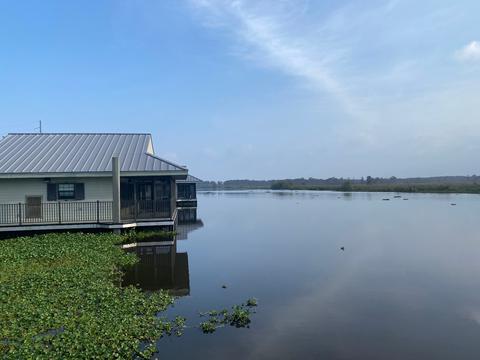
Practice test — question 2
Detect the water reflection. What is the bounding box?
[123,242,189,296]
[122,220,204,295]
[176,220,204,241]
[156,191,480,360]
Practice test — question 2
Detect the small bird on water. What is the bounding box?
[340,247,345,251]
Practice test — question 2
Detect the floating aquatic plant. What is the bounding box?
[198,299,259,334]
[0,232,180,358]
[0,232,257,358]
[124,229,177,243]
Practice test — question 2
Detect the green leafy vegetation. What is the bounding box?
[124,230,177,243]
[246,297,258,307]
[0,232,180,358]
[339,181,353,192]
[0,232,257,358]
[199,298,258,334]
[270,181,294,190]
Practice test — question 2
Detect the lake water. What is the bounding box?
[127,190,480,359]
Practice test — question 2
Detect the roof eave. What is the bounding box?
[0,170,189,179]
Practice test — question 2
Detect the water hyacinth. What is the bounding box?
[0,232,258,358]
[198,299,258,334]
[0,232,181,359]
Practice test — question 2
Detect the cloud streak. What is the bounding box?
[189,0,362,117]
[186,0,480,177]
[455,41,480,62]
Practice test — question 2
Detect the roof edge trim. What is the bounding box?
[145,152,187,171]
[7,132,152,136]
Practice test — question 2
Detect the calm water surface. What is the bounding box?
[129,191,480,359]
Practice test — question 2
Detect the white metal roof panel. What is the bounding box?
[0,133,187,175]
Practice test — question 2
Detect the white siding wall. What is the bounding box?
[0,177,113,204]
[82,178,112,201]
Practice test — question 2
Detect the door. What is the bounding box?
[136,182,154,217]
[155,180,171,201]
[155,180,171,217]
[136,182,153,201]
[25,196,42,219]
[120,182,135,219]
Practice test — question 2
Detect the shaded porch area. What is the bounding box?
[120,176,175,221]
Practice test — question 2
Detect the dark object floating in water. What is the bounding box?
[222,285,227,289]
[394,195,402,198]
[340,247,345,251]
[403,198,409,200]
[451,203,457,206]
[382,198,390,201]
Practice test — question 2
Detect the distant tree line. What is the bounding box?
[197,176,480,194]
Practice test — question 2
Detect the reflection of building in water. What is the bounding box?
[123,241,190,296]
[122,219,204,295]
[176,220,204,241]
[176,175,201,224]
[178,208,197,223]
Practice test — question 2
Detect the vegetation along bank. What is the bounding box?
[199,176,480,194]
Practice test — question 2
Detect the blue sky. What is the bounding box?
[1,0,479,180]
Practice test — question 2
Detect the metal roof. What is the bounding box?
[0,133,187,176]
[176,175,202,183]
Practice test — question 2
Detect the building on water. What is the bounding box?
[0,133,197,234]
[176,175,201,223]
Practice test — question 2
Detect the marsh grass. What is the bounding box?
[271,182,480,194]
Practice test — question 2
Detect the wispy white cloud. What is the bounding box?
[186,0,480,177]
[187,0,449,123]
[188,0,362,117]
[455,41,480,62]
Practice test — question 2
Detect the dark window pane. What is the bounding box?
[58,183,75,199]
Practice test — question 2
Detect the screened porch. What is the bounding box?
[120,176,174,221]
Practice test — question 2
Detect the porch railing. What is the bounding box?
[0,199,172,227]
[177,193,197,200]
[0,201,113,226]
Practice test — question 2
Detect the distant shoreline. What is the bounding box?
[198,187,480,195]
[198,178,480,195]
[275,184,480,194]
